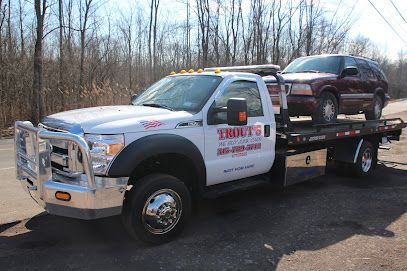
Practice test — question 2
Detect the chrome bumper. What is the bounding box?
[15,121,128,220]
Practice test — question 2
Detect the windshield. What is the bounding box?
[132,75,223,112]
[283,56,342,74]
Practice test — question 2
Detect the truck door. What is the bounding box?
[203,76,275,186]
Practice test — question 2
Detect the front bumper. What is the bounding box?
[19,177,127,219]
[287,95,319,116]
[15,121,128,220]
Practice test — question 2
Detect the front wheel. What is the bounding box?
[312,92,338,124]
[122,174,192,244]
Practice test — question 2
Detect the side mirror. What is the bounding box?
[130,94,138,105]
[227,98,247,126]
[340,66,359,78]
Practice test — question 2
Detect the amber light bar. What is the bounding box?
[205,64,280,75]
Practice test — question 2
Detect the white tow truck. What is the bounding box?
[15,65,406,243]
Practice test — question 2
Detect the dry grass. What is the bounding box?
[0,81,136,131]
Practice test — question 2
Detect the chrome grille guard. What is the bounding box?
[15,121,95,189]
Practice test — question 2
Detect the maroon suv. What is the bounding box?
[264,54,389,124]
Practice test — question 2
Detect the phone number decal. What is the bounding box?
[217,143,261,156]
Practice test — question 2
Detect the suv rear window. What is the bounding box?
[368,62,387,81]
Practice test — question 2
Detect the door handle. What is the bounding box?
[264,125,270,137]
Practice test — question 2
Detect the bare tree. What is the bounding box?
[304,0,322,56]
[347,35,371,56]
[148,0,160,81]
[230,0,242,65]
[32,0,47,124]
[18,0,25,57]
[212,0,221,65]
[119,10,135,90]
[6,0,11,54]
[58,0,63,87]
[79,0,93,89]
[196,0,210,67]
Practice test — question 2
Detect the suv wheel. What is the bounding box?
[313,92,338,124]
[365,95,383,120]
[122,174,192,244]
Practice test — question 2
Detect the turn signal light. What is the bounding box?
[55,191,71,201]
[106,143,124,155]
[239,112,247,122]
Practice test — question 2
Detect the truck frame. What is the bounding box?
[14,65,406,243]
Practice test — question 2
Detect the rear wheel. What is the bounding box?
[365,95,383,120]
[122,174,192,244]
[351,141,377,177]
[313,92,338,124]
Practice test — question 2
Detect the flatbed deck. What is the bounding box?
[277,117,406,146]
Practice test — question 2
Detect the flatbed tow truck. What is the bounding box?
[14,65,406,243]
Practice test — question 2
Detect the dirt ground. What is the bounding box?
[1,112,407,271]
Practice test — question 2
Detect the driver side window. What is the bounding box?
[209,80,263,124]
[344,57,359,77]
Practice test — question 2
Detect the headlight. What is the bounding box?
[290,84,313,95]
[85,134,124,175]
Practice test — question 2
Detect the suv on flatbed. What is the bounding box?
[264,54,389,124]
[14,65,405,244]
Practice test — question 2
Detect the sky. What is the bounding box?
[109,0,407,60]
[325,0,407,60]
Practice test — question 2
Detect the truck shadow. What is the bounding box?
[1,162,406,271]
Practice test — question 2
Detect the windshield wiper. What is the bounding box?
[301,70,321,73]
[142,103,175,111]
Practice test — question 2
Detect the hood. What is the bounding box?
[42,105,195,134]
[264,72,337,83]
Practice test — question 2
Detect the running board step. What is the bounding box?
[203,175,270,198]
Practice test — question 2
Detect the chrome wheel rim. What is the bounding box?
[361,148,373,173]
[374,99,382,119]
[323,99,335,122]
[142,189,182,234]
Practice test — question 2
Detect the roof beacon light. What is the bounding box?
[214,69,221,73]
[205,64,280,76]
[197,68,204,73]
[170,71,176,75]
[180,69,186,74]
[188,69,194,73]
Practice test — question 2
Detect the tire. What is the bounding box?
[365,95,383,120]
[122,174,192,244]
[312,92,338,124]
[351,141,377,178]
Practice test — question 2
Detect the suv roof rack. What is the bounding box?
[349,54,378,64]
[205,64,280,76]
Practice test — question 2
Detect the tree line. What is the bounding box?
[0,0,406,129]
